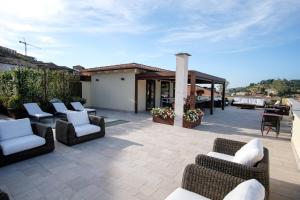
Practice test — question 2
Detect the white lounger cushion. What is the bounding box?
[67,111,90,126]
[207,152,234,162]
[223,179,265,200]
[53,103,68,113]
[71,102,96,112]
[232,138,264,167]
[23,103,53,118]
[74,124,100,137]
[0,118,33,141]
[165,188,210,200]
[0,135,45,155]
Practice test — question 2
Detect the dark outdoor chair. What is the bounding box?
[166,164,265,200]
[261,113,281,137]
[195,138,270,199]
[55,114,105,146]
[0,121,54,167]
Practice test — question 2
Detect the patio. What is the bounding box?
[0,107,299,200]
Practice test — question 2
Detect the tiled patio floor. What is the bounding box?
[0,107,299,200]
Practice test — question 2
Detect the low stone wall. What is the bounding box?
[289,99,300,169]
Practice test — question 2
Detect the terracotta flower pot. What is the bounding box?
[152,116,174,125]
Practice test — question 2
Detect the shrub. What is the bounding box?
[183,109,204,122]
[72,97,87,105]
[7,95,23,109]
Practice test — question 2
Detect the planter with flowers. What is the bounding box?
[151,108,175,125]
[151,107,204,129]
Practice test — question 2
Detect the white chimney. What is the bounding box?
[174,52,190,127]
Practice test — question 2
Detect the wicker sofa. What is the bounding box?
[195,138,269,199]
[0,119,54,167]
[55,113,105,146]
[166,164,265,200]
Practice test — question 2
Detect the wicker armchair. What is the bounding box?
[0,189,9,200]
[180,164,245,200]
[0,123,54,167]
[55,115,105,146]
[195,138,269,199]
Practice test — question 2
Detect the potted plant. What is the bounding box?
[183,109,204,128]
[7,95,26,119]
[151,107,175,125]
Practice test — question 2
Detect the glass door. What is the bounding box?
[146,80,156,110]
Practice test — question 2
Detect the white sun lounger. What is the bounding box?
[23,103,53,121]
[52,102,72,115]
[70,102,96,115]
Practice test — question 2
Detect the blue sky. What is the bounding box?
[1,0,300,87]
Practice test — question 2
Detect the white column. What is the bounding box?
[174,53,190,127]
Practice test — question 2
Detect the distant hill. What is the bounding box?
[228,79,300,97]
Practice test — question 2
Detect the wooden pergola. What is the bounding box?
[135,70,226,114]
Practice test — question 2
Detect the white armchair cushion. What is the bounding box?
[0,118,33,141]
[207,152,234,162]
[74,124,100,137]
[165,188,210,200]
[223,179,265,200]
[67,111,90,126]
[0,135,45,155]
[53,103,68,113]
[232,139,264,167]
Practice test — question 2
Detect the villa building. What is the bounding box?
[79,63,226,114]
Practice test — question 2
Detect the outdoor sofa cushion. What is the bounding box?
[67,111,90,126]
[207,138,264,167]
[74,124,101,137]
[232,138,264,167]
[0,118,33,141]
[24,103,53,118]
[0,135,45,155]
[223,179,265,200]
[166,179,265,200]
[207,152,234,162]
[165,187,210,200]
[53,103,69,114]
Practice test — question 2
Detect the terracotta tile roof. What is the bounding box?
[81,63,170,73]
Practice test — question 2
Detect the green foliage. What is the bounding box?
[229,79,300,97]
[151,107,175,119]
[72,96,87,105]
[183,109,204,122]
[0,67,81,109]
[7,95,23,109]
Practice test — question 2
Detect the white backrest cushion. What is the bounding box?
[24,103,43,115]
[67,111,90,126]
[232,139,264,167]
[71,102,84,111]
[0,118,33,141]
[53,103,68,113]
[223,179,265,200]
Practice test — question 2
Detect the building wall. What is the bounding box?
[138,80,146,112]
[0,63,15,71]
[90,70,136,111]
[81,81,91,107]
[289,99,300,169]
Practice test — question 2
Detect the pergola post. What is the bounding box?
[174,52,190,127]
[190,73,196,109]
[210,81,215,115]
[222,82,225,110]
[134,76,138,113]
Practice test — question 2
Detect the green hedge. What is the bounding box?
[0,67,83,110]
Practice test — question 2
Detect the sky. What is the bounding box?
[0,0,300,88]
